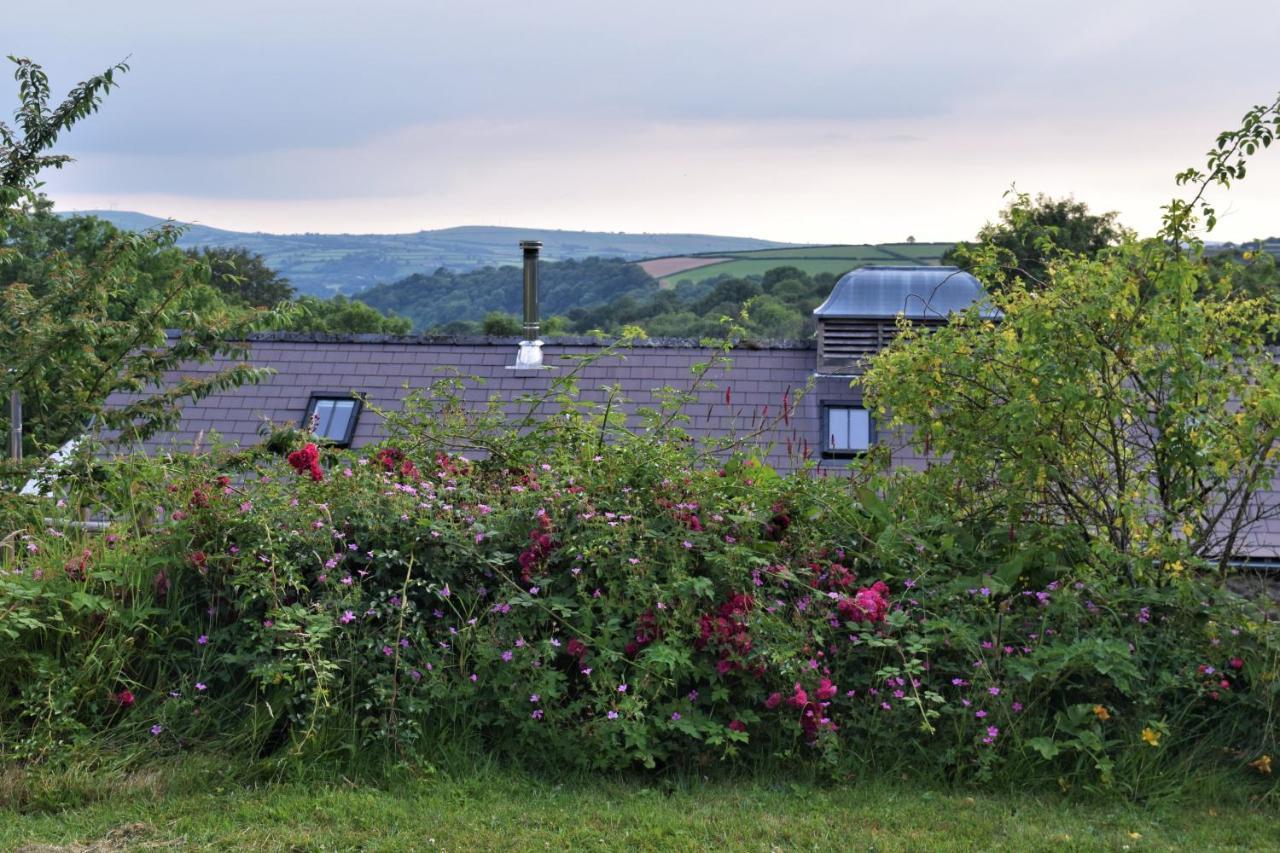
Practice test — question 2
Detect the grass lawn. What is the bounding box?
[2,760,1277,851]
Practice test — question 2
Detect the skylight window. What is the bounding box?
[303,394,362,447]
[823,404,873,457]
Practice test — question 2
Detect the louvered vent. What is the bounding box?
[817,318,943,374]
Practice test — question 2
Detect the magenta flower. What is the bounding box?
[606,711,619,720]
[530,694,540,703]
[195,682,207,692]
[150,724,164,735]
[617,684,628,693]
[671,712,681,721]
[197,634,208,646]
[501,650,514,662]
[340,610,355,624]
[531,709,544,720]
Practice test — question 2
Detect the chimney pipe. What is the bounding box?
[510,240,548,369]
[520,240,541,341]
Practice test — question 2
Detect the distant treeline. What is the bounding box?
[380,263,840,341]
[354,258,659,331]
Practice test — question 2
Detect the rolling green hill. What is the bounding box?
[66,211,795,297]
[651,242,954,286]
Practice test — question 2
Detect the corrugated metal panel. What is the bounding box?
[813,266,1000,320]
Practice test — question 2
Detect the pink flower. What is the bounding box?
[728,720,747,732]
[340,610,355,624]
[764,692,782,709]
[114,689,135,708]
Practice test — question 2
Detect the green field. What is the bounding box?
[658,242,954,286]
[3,761,1277,851]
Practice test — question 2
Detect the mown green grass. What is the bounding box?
[658,244,954,286]
[717,245,903,261]
[2,759,1276,851]
[662,258,868,286]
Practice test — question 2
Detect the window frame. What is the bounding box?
[821,402,875,458]
[302,393,363,447]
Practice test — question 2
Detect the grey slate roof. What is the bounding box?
[814,266,1000,320]
[105,334,878,475]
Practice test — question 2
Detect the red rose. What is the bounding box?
[114,689,135,708]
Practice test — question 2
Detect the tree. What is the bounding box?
[865,95,1280,580]
[481,311,521,336]
[279,295,411,335]
[3,198,242,323]
[186,246,295,307]
[0,57,270,459]
[943,192,1127,290]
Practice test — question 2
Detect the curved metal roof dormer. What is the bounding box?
[813,266,998,375]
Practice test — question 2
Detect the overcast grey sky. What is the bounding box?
[7,1,1280,242]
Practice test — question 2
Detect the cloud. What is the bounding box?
[9,0,1280,241]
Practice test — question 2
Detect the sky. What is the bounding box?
[7,0,1280,243]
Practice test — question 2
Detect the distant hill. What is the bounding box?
[642,242,955,287]
[64,210,795,297]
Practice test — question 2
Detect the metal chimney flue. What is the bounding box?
[520,240,541,341]
[510,240,547,369]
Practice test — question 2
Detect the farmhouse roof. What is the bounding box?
[813,266,1000,320]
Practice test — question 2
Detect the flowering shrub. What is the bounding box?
[0,349,1276,794]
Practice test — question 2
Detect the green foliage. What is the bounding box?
[560,267,836,340]
[481,311,521,336]
[943,192,1127,291]
[0,58,274,458]
[275,295,412,335]
[866,237,1280,579]
[185,246,295,308]
[356,257,659,332]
